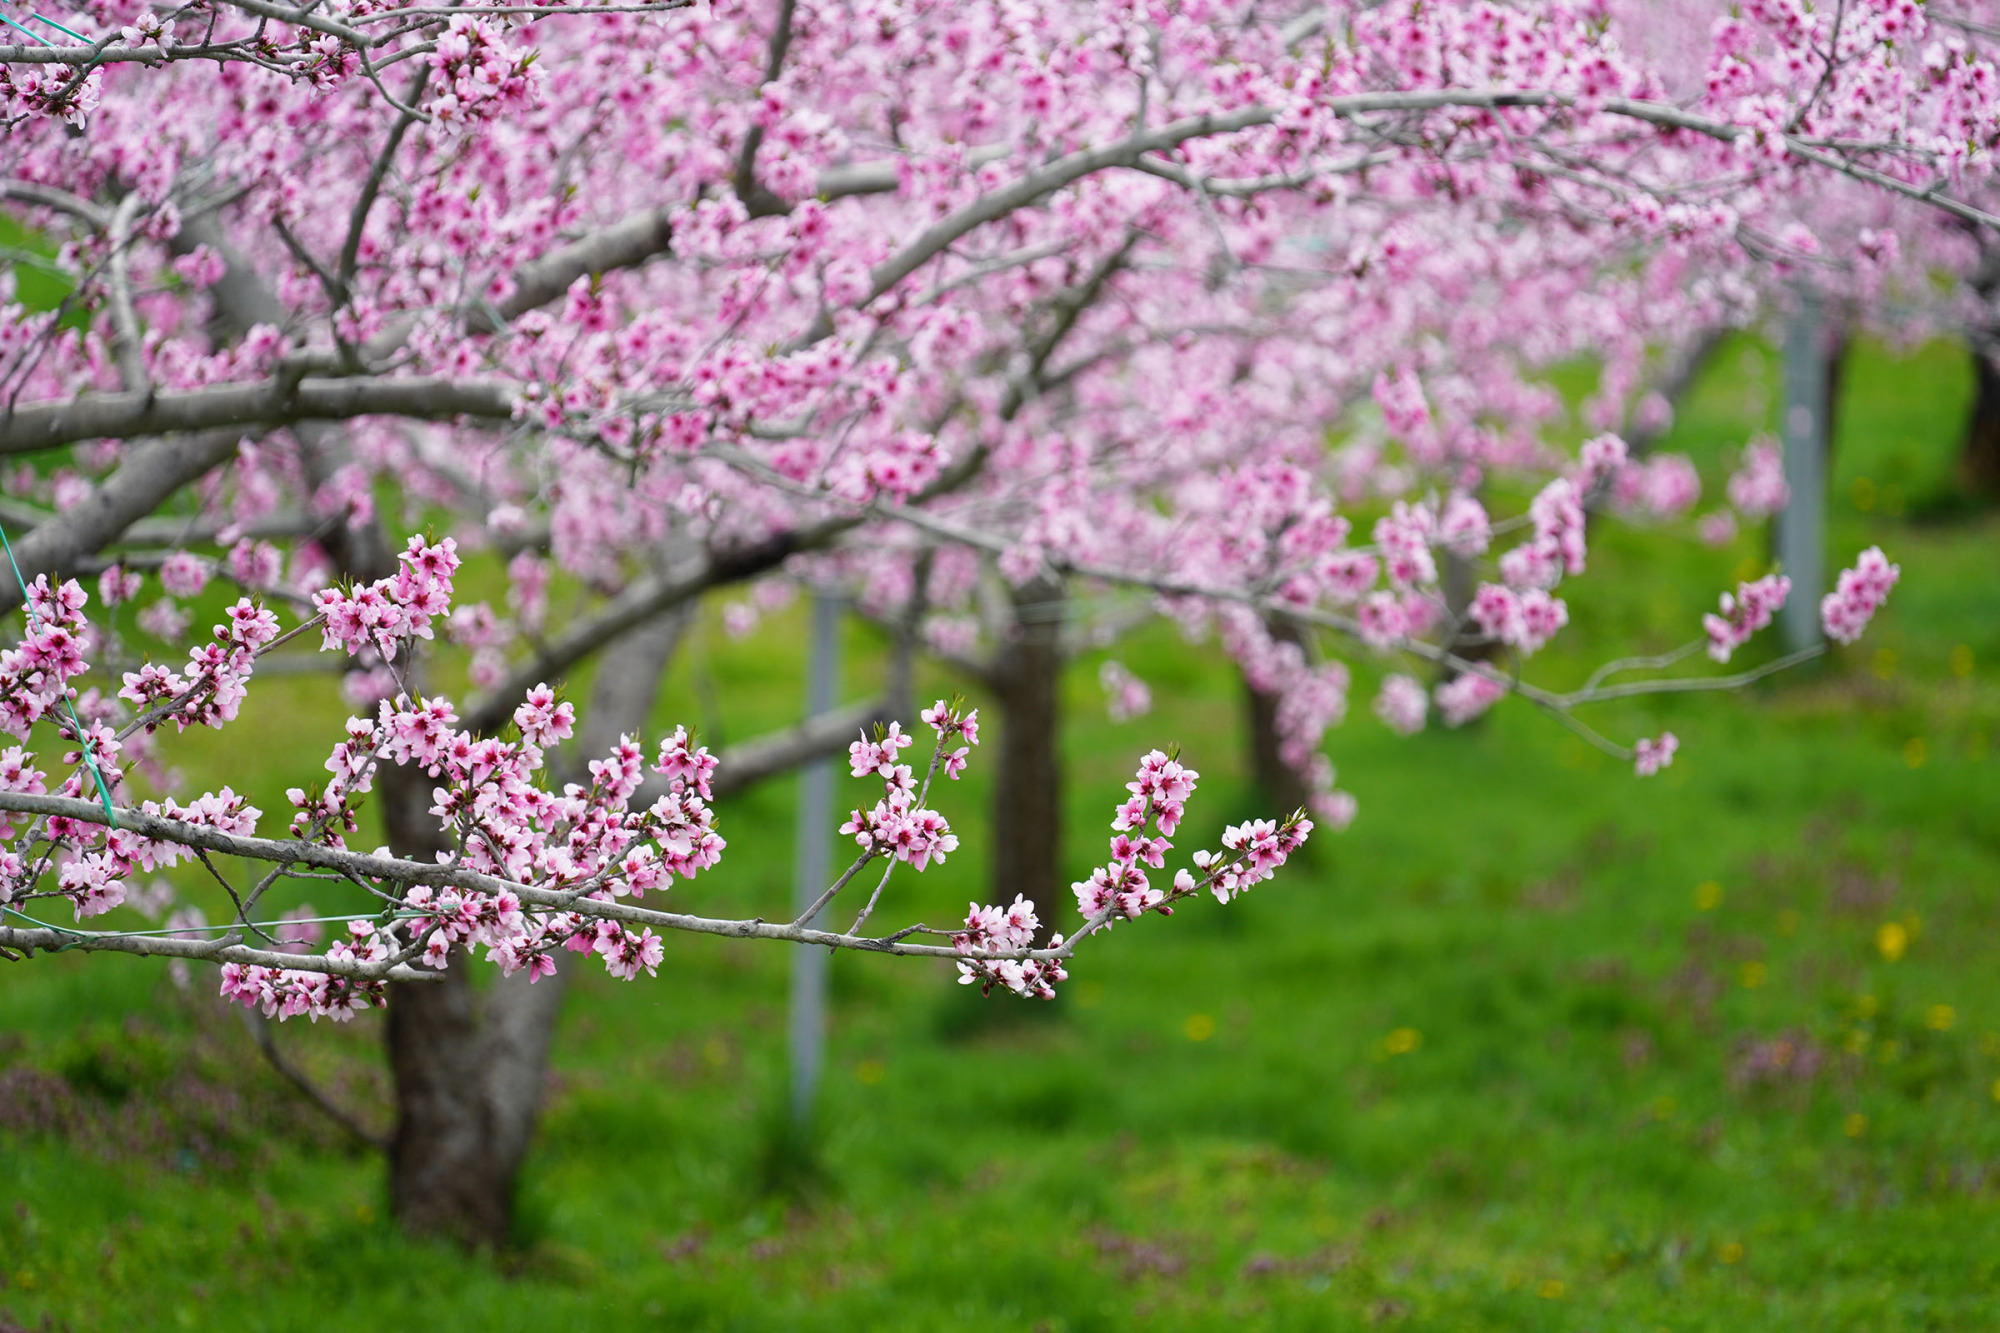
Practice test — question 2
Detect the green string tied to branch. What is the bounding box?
[1,902,92,952]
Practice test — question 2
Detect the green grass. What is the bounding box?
[4,337,2000,1331]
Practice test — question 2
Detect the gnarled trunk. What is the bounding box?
[989,576,1064,940]
[173,217,681,1246]
[380,760,569,1246]
[382,608,687,1246]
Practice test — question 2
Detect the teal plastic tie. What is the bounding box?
[31,13,87,43]
[0,517,117,828]
[0,11,48,43]
[0,4,90,47]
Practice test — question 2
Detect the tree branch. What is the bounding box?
[0,790,1079,963]
[731,0,797,218]
[339,67,431,292]
[707,695,887,799]
[0,429,246,614]
[244,1009,391,1151]
[456,519,854,735]
[0,918,442,981]
[0,375,516,455]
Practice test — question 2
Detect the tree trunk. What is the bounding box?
[1437,547,1501,692]
[382,607,688,1246]
[1775,290,1834,653]
[1241,616,1309,818]
[1964,333,2000,498]
[988,577,1064,941]
[173,217,681,1246]
[1959,232,2000,502]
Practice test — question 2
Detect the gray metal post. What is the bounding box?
[788,594,839,1130]
[1777,287,1828,653]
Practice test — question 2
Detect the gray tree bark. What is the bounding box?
[0,430,246,614]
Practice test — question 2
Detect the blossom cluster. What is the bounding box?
[1072,748,1200,923]
[229,701,725,1011]
[1726,438,1790,518]
[0,577,91,744]
[1098,660,1152,722]
[1495,477,1591,594]
[424,17,541,132]
[1703,573,1792,664]
[219,920,390,1022]
[1821,547,1900,644]
[1633,732,1679,777]
[1373,673,1429,735]
[25,788,260,921]
[311,536,460,662]
[1469,584,1570,657]
[961,745,1226,1001]
[1610,455,1702,520]
[1435,669,1508,727]
[840,706,973,871]
[953,894,1063,999]
[1192,815,1313,904]
[117,598,283,731]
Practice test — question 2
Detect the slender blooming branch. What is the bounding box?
[0,545,1305,1014]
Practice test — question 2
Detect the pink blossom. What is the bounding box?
[1703,573,1792,663]
[1435,671,1506,727]
[1099,660,1152,722]
[1726,437,1790,518]
[1821,547,1900,645]
[1356,592,1408,650]
[1612,455,1702,520]
[1438,495,1491,557]
[1697,511,1739,547]
[97,566,142,607]
[1373,673,1428,735]
[1529,478,1588,576]
[158,553,211,599]
[1373,366,1431,438]
[1578,433,1630,486]
[1634,732,1679,777]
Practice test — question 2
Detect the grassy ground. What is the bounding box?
[3,335,1998,1331]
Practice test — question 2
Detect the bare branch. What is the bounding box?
[456,518,855,735]
[104,196,149,393]
[0,375,516,455]
[0,429,247,614]
[731,0,798,217]
[708,696,888,799]
[244,1009,391,1151]
[0,918,443,981]
[0,180,110,229]
[340,68,431,291]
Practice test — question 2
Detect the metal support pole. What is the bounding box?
[788,594,839,1131]
[1777,287,1828,653]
